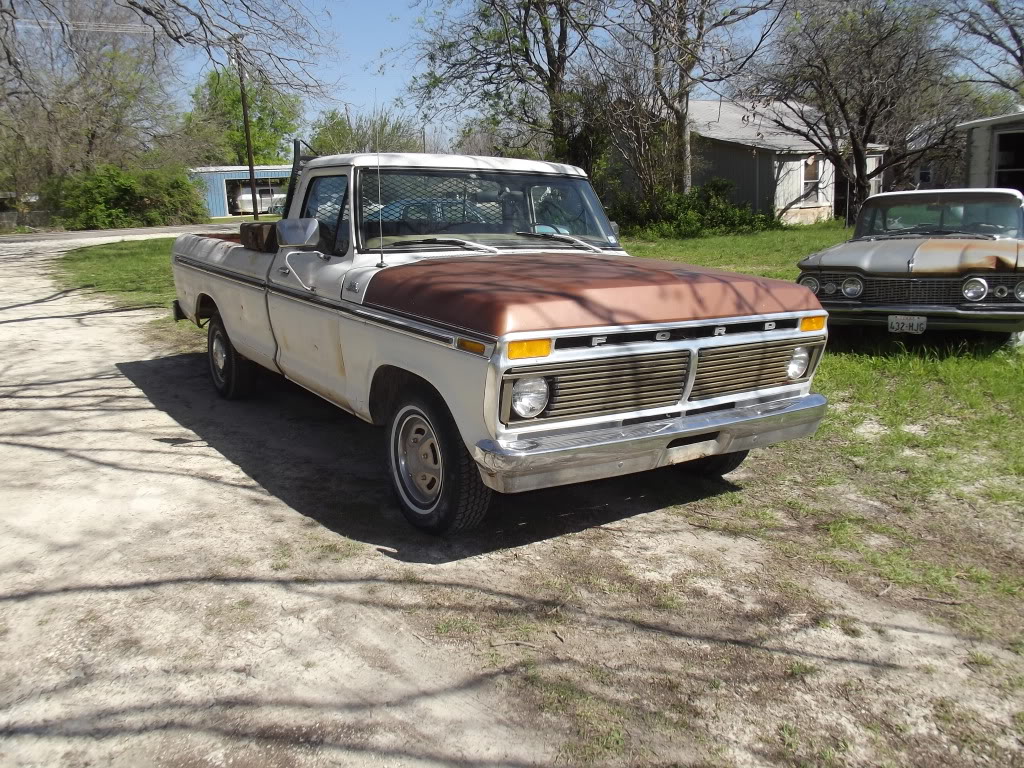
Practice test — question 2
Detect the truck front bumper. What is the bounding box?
[824,304,1024,332]
[472,393,827,493]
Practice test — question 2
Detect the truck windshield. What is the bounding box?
[357,169,618,251]
[855,193,1022,239]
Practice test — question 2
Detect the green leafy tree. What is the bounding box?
[45,165,208,230]
[187,68,302,165]
[309,108,424,155]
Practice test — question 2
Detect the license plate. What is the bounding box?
[888,315,927,334]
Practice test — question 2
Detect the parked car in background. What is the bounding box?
[796,188,1024,343]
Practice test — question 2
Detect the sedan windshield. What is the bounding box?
[855,193,1022,239]
[358,169,618,251]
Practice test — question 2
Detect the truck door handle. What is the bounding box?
[278,267,290,275]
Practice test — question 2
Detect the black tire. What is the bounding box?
[207,315,255,400]
[385,392,492,534]
[681,450,749,477]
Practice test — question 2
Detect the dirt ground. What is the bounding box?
[1,236,1021,767]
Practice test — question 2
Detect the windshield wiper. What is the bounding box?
[382,237,499,253]
[514,231,605,253]
[922,229,996,240]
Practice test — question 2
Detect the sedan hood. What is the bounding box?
[363,251,820,336]
[799,237,1019,275]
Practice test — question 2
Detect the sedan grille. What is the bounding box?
[818,273,1022,305]
[504,350,690,422]
[690,338,825,401]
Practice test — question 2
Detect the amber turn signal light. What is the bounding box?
[799,315,827,332]
[456,338,487,355]
[507,339,552,359]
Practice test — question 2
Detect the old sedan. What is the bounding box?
[796,188,1024,343]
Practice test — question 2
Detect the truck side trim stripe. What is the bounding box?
[174,253,486,350]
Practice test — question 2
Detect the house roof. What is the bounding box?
[690,100,887,154]
[956,109,1024,130]
[689,101,820,152]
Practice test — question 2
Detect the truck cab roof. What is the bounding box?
[304,152,587,178]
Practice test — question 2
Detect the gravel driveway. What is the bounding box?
[1,235,1021,768]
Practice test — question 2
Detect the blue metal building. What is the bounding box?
[189,165,291,217]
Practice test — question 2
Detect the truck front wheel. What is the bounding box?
[207,315,254,400]
[385,395,492,534]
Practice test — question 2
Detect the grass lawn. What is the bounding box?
[59,226,1024,644]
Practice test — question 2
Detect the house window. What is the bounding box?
[803,155,820,204]
[994,131,1024,195]
[918,167,932,185]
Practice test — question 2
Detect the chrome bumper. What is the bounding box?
[472,394,827,493]
[824,304,1024,332]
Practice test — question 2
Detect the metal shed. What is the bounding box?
[189,165,291,217]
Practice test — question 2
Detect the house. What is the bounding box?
[956,109,1024,195]
[689,100,883,224]
[189,165,291,217]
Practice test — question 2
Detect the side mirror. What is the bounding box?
[276,217,320,248]
[610,221,620,236]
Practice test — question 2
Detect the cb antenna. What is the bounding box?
[374,93,386,269]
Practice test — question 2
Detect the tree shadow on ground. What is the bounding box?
[117,354,738,565]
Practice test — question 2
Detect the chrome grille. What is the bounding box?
[690,338,825,401]
[818,273,1022,305]
[504,350,690,422]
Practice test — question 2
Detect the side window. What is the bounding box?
[301,175,349,254]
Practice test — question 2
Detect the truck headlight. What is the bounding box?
[798,276,820,294]
[787,347,811,379]
[962,277,988,302]
[511,377,549,418]
[841,276,864,298]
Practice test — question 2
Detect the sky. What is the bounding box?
[176,0,425,122]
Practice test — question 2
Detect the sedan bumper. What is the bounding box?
[824,304,1024,332]
[472,393,827,493]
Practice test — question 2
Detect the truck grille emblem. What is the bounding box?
[714,326,726,336]
[764,321,776,330]
[655,331,670,341]
[591,336,608,346]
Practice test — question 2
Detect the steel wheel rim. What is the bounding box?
[211,332,227,382]
[395,412,443,510]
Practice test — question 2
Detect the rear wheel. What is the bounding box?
[681,450,749,477]
[207,315,254,399]
[385,393,491,534]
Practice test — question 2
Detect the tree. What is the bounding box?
[607,0,784,193]
[0,0,330,103]
[309,108,425,155]
[739,0,967,215]
[409,0,605,162]
[187,68,302,165]
[0,0,178,198]
[938,0,1024,97]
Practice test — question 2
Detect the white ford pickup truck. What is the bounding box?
[171,150,829,533]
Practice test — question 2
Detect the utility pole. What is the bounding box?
[231,35,260,221]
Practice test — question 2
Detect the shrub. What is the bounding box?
[46,165,208,230]
[610,178,785,239]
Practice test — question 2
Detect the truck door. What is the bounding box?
[267,173,353,404]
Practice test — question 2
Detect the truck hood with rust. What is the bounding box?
[798,237,1020,275]
[361,251,821,336]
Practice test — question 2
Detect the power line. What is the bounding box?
[14,18,157,35]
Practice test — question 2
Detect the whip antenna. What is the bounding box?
[374,95,386,269]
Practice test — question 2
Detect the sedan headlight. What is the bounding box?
[962,277,988,302]
[511,377,549,418]
[787,346,811,379]
[841,276,864,298]
[798,276,820,294]
[1015,281,1024,303]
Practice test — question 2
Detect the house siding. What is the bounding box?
[965,119,1024,189]
[774,154,835,224]
[692,139,778,215]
